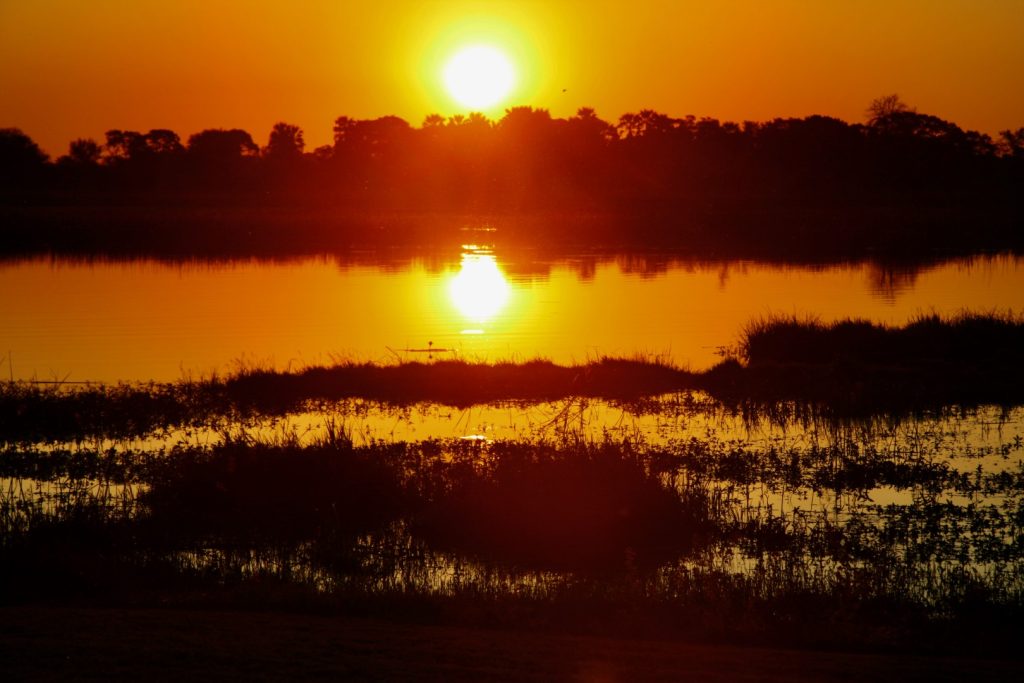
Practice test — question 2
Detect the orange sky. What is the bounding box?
[2,0,1023,156]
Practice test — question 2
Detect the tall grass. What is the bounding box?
[740,311,1024,366]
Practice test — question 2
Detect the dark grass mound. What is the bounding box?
[141,442,407,546]
[700,312,1024,412]
[223,358,690,410]
[0,359,691,445]
[415,442,710,572]
[0,381,213,444]
[139,439,711,575]
[0,440,712,598]
[0,503,198,602]
[740,312,1024,366]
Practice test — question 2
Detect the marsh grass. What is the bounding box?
[2,434,1022,618]
[697,312,1024,413]
[412,440,710,572]
[222,357,691,411]
[740,311,1024,366]
[6,310,1024,447]
[3,313,1024,650]
[0,378,219,444]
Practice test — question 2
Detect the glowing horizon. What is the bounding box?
[1,1,1023,156]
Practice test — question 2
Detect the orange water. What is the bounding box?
[2,250,1021,382]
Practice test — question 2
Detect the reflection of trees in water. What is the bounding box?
[8,245,999,300]
[615,254,677,279]
[865,255,1008,301]
[866,263,921,301]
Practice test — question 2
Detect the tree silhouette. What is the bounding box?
[867,94,913,126]
[144,129,184,156]
[181,129,260,194]
[567,107,615,143]
[465,112,490,128]
[617,109,677,139]
[1,99,1021,256]
[999,128,1024,160]
[422,113,446,129]
[346,116,412,151]
[264,122,305,159]
[0,128,49,186]
[187,129,259,161]
[103,129,183,163]
[332,116,357,148]
[103,130,147,163]
[61,139,102,166]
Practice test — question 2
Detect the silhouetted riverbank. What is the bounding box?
[4,100,1023,259]
[1,204,1021,261]
[5,606,1021,682]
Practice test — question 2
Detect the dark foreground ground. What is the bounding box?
[1,606,1021,682]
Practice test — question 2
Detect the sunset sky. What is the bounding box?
[2,0,1023,156]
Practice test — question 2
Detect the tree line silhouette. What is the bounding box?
[1,95,1021,255]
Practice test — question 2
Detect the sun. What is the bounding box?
[449,252,510,324]
[443,45,516,109]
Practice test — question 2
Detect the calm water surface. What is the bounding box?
[2,249,1022,382]
[5,248,1024,626]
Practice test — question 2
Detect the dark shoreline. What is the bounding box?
[5,606,1021,682]
[1,204,1021,261]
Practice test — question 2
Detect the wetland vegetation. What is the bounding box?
[4,97,1023,664]
[3,420,1023,653]
[7,4,1024,676]
[3,313,1024,655]
[4,313,1022,445]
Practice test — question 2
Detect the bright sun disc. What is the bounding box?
[443,45,515,109]
[449,253,510,324]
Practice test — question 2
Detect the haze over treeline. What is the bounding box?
[1,97,1022,256]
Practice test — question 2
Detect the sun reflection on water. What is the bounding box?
[448,246,511,331]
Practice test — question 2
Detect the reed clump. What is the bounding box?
[141,442,407,547]
[706,312,1024,411]
[2,430,1024,652]
[414,440,710,572]
[739,311,1024,366]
